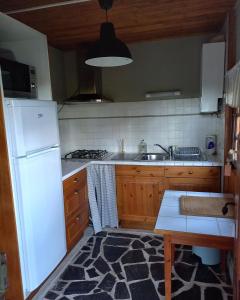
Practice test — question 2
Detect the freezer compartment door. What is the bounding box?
[14,148,66,293]
[5,99,60,157]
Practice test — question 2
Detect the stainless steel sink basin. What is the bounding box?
[134,153,169,161]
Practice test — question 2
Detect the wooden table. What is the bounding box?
[154,190,235,300]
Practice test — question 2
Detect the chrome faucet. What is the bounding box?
[154,144,170,155]
[154,144,173,160]
[168,146,174,159]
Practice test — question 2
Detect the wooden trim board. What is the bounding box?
[0,92,24,299]
[154,229,234,300]
[154,229,234,250]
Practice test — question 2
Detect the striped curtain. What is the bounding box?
[225,62,240,108]
[87,164,119,233]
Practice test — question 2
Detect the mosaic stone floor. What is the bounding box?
[43,231,233,300]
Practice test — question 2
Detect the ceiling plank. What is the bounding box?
[0,0,235,49]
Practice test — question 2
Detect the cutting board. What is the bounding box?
[180,196,234,219]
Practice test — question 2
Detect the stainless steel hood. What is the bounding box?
[64,49,112,104]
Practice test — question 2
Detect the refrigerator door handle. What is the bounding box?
[25,147,59,159]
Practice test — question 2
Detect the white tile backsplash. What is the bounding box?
[59,98,224,156]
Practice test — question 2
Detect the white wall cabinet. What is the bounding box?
[0,13,52,100]
[201,42,225,113]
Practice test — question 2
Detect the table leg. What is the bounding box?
[164,234,172,300]
[221,250,227,275]
[171,244,175,261]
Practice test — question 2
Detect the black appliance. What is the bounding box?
[0,57,37,98]
[64,149,109,160]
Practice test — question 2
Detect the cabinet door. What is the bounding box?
[63,170,89,251]
[63,169,87,197]
[167,177,220,192]
[65,187,88,220]
[164,166,220,178]
[116,176,165,229]
[66,206,89,251]
[116,165,165,177]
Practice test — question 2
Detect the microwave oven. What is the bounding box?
[0,57,37,98]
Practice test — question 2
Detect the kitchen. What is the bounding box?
[0,1,239,300]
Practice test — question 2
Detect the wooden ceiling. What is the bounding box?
[0,0,236,49]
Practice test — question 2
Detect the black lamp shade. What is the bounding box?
[85,22,133,67]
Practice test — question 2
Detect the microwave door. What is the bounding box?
[0,58,37,98]
[1,70,13,90]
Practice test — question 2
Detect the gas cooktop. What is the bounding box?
[64,149,109,160]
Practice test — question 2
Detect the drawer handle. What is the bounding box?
[188,171,193,175]
[76,216,81,221]
[74,190,80,195]
[73,178,79,183]
[136,170,141,173]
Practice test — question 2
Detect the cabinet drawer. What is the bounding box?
[164,166,220,178]
[66,209,89,250]
[63,169,87,195]
[116,165,164,177]
[65,187,87,219]
[119,215,157,230]
[167,177,221,192]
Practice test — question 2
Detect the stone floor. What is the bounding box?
[43,230,233,300]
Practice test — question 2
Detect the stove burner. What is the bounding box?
[64,149,109,160]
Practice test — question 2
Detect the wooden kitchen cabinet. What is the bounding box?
[116,165,221,230]
[164,166,220,179]
[63,169,89,251]
[165,166,221,192]
[167,177,220,192]
[116,165,165,177]
[116,166,166,230]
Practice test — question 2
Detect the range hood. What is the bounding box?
[64,49,112,104]
[66,94,112,103]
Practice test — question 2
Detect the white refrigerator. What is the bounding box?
[3,98,66,298]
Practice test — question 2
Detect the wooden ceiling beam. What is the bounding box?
[0,0,92,13]
[0,0,235,49]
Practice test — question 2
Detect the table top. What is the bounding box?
[155,190,235,238]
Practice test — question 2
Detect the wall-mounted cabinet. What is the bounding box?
[0,13,52,100]
[200,42,225,113]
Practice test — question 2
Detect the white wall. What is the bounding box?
[59,98,224,158]
[48,49,80,101]
[0,13,52,100]
[48,46,66,102]
[64,50,79,99]
[102,35,208,102]
[59,35,209,102]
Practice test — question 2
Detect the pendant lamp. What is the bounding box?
[85,0,133,67]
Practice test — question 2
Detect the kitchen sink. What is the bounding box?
[134,153,169,161]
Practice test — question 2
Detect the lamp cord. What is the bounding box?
[105,8,108,22]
